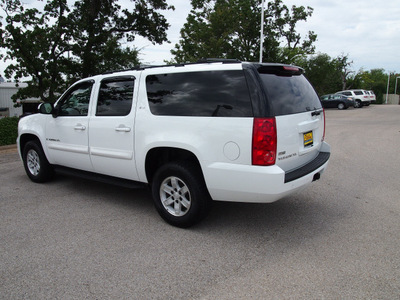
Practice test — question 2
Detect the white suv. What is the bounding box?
[18,60,330,227]
[336,89,371,108]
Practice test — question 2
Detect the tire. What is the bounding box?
[22,141,54,183]
[151,161,211,228]
[354,100,362,108]
[337,103,345,110]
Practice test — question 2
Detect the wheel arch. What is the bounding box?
[145,147,203,184]
[19,133,41,154]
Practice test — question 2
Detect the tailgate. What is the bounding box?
[275,110,325,172]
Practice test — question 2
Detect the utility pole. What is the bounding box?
[385,73,390,104]
[395,76,400,95]
[259,0,265,63]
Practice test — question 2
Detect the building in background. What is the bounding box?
[0,82,41,118]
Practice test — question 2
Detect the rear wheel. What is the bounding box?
[151,161,211,228]
[22,141,53,183]
[337,102,345,110]
[354,100,362,108]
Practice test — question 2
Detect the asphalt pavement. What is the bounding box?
[1,105,399,299]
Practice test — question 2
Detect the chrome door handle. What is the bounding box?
[115,126,131,132]
[74,124,86,130]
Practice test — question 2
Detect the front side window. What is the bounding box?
[146,70,253,117]
[96,78,134,116]
[58,81,93,116]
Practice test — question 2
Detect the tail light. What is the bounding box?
[252,118,277,166]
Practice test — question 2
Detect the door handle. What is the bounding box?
[115,126,131,132]
[74,124,86,130]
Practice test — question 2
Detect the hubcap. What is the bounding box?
[27,149,40,176]
[160,176,191,217]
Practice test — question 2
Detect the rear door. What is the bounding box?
[88,75,139,180]
[258,66,324,173]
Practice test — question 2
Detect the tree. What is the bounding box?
[171,0,316,64]
[296,53,342,95]
[295,53,357,96]
[335,54,354,90]
[0,0,173,103]
[349,69,394,104]
[0,0,72,103]
[67,0,173,78]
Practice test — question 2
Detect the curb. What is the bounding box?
[0,144,18,152]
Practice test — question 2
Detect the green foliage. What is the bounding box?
[296,53,358,96]
[0,117,19,146]
[0,0,174,103]
[296,53,345,95]
[171,0,316,63]
[349,69,397,104]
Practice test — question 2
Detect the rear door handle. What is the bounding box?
[115,126,131,132]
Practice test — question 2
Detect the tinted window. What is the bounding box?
[58,81,93,116]
[354,91,363,95]
[96,78,134,116]
[146,70,252,117]
[259,73,321,115]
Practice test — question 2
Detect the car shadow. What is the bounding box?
[43,173,348,250]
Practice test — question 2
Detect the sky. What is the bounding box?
[134,0,400,73]
[1,0,399,75]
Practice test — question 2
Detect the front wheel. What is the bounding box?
[151,161,211,228]
[22,141,54,183]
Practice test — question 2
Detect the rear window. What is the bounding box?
[146,70,253,117]
[259,72,321,115]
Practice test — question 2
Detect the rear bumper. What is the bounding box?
[204,141,331,203]
[285,151,330,183]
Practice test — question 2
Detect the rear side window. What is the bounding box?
[259,72,321,115]
[354,91,363,96]
[146,70,252,117]
[96,77,134,116]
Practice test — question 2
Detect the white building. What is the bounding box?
[0,82,40,118]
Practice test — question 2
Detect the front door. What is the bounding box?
[45,81,94,171]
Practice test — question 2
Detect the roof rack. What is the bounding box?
[197,58,241,64]
[102,58,242,75]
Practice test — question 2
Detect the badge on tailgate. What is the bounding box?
[303,131,313,147]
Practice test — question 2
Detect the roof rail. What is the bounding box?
[197,58,241,64]
[102,58,242,75]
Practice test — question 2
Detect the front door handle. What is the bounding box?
[74,124,86,131]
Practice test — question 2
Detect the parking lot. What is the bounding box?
[1,105,399,299]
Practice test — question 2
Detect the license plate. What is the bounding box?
[303,131,313,147]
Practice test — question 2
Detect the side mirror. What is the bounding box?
[38,102,54,114]
[38,102,59,118]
